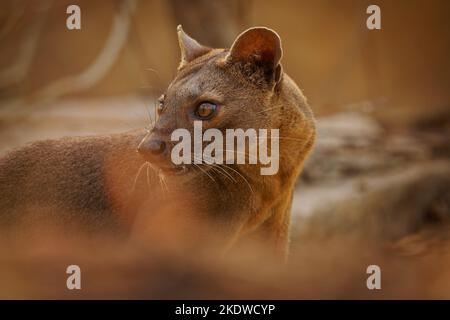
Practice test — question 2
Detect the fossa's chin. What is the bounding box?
[156,163,206,177]
[147,162,186,176]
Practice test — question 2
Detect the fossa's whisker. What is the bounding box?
[131,162,148,194]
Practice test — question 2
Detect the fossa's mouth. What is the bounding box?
[158,164,189,175]
[157,163,215,177]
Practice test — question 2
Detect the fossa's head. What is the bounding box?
[138,26,313,180]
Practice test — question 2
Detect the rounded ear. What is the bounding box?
[177,25,211,69]
[225,27,283,71]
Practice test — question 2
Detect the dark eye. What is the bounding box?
[157,95,165,115]
[195,102,217,119]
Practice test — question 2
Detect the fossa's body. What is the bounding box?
[0,26,315,257]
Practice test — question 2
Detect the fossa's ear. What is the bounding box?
[225,27,283,85]
[177,25,211,69]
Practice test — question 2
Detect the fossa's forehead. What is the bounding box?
[166,72,208,102]
[174,49,228,78]
[167,55,229,100]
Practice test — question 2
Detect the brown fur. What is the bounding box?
[0,26,315,257]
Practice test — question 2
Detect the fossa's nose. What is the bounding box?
[138,138,167,162]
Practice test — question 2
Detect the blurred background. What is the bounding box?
[0,0,449,269]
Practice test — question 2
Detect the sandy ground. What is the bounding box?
[0,95,153,153]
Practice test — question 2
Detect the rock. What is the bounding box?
[292,160,450,242]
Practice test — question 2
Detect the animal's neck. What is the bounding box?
[199,152,299,255]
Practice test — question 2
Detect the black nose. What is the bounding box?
[138,139,166,161]
[147,140,166,155]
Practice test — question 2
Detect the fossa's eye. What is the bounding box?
[157,95,165,115]
[195,102,217,120]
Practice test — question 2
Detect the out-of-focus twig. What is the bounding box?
[33,0,137,103]
[0,0,50,89]
[0,0,26,40]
